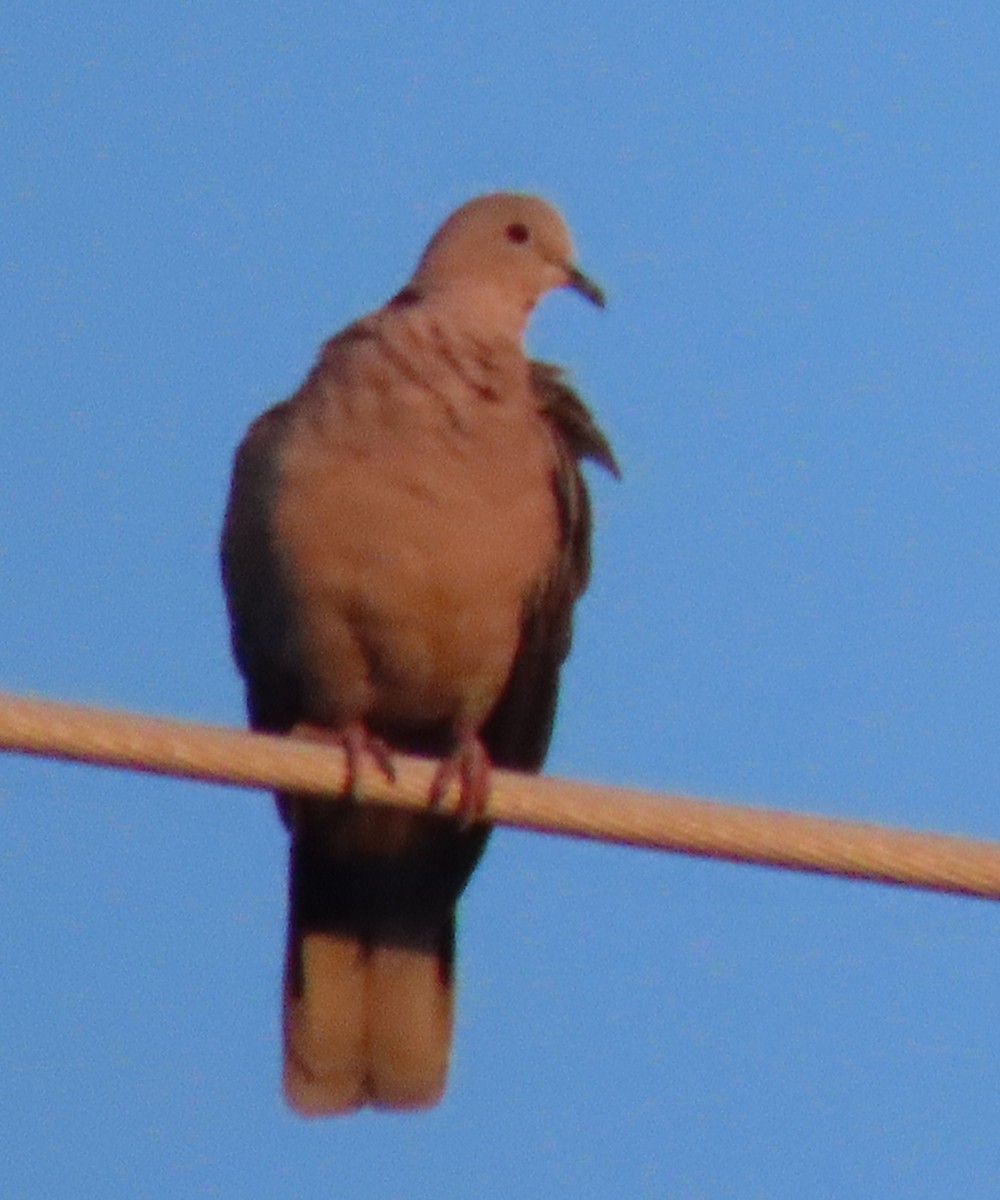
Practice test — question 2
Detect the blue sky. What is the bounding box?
[4,4,1000,1196]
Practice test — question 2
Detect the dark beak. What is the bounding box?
[565,264,606,309]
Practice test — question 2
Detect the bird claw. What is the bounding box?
[291,720,396,798]
[429,736,491,823]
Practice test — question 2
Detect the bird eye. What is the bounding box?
[505,222,530,244]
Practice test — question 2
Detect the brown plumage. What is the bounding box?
[220,193,618,1116]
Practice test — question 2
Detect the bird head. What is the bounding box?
[411,193,604,328]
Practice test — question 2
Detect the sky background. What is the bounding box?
[4,3,1000,1196]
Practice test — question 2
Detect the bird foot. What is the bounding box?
[429,735,492,822]
[290,720,396,798]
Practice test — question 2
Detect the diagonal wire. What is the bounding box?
[2,688,1000,899]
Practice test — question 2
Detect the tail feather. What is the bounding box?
[279,800,487,1115]
[282,907,456,1115]
[367,939,453,1109]
[283,931,368,1115]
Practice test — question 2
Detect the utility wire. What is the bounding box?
[2,689,999,900]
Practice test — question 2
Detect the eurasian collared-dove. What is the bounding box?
[220,193,618,1116]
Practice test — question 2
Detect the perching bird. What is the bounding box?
[220,192,618,1116]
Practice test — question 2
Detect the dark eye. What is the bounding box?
[505,222,530,244]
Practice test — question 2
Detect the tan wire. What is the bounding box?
[1,688,999,899]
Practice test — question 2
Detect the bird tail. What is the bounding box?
[281,830,456,1115]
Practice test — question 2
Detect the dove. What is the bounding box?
[221,192,618,1115]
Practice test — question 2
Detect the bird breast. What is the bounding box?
[271,320,560,731]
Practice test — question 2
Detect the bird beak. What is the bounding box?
[564,265,606,309]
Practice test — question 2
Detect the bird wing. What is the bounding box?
[220,399,306,734]
[479,361,619,772]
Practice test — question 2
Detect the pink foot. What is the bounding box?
[291,720,396,798]
[429,734,492,822]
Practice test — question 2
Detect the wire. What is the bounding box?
[1,688,999,899]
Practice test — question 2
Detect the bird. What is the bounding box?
[220,192,618,1116]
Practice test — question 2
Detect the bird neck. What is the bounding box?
[407,277,536,342]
